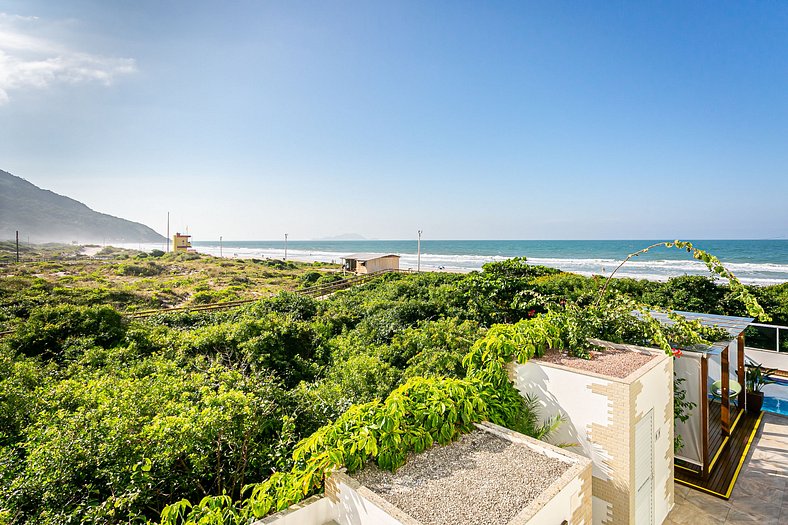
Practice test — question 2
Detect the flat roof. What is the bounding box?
[352,427,573,525]
[536,343,660,379]
[342,253,400,261]
[648,310,754,355]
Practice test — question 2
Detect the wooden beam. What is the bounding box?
[721,345,731,435]
[701,355,710,479]
[737,333,746,409]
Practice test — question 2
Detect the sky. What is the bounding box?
[1,1,787,241]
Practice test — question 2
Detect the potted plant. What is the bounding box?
[745,362,777,414]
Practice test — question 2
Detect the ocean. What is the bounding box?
[158,239,788,286]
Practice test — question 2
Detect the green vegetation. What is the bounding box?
[0,244,782,524]
[744,362,777,393]
[0,246,342,332]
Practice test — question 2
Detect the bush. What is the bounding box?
[0,349,48,447]
[4,358,293,524]
[246,292,318,321]
[386,318,482,379]
[257,259,295,270]
[184,313,324,387]
[315,273,346,286]
[117,262,164,277]
[641,275,727,314]
[299,271,322,288]
[9,304,126,361]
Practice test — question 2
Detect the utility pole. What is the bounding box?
[166,212,170,253]
[219,236,223,258]
[15,230,19,263]
[417,230,422,272]
[284,233,288,260]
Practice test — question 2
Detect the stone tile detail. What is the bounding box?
[588,381,632,524]
[571,462,593,524]
[324,473,340,502]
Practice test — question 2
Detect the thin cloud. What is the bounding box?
[0,12,136,105]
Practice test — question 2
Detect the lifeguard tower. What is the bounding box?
[173,232,192,253]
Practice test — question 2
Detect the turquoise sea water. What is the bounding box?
[184,239,788,285]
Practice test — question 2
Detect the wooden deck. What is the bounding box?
[675,403,764,499]
[709,400,741,469]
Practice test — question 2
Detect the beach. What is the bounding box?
[118,239,788,286]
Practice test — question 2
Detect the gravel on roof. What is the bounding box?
[353,429,570,525]
[536,346,657,378]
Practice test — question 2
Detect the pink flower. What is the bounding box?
[528,309,536,317]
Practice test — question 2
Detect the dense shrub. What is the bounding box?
[0,349,49,447]
[3,357,293,524]
[256,259,295,270]
[315,272,346,286]
[9,304,126,361]
[382,317,482,378]
[299,271,322,287]
[184,313,324,387]
[641,275,728,314]
[117,262,165,276]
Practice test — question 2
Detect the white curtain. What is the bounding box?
[674,353,703,467]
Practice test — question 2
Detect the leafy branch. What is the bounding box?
[594,240,770,322]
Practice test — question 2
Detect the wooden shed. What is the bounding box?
[342,253,400,274]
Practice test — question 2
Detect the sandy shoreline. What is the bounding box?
[110,242,788,285]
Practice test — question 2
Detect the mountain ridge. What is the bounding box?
[0,169,166,243]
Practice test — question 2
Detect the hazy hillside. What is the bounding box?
[0,170,166,243]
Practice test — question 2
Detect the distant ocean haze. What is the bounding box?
[123,240,788,286]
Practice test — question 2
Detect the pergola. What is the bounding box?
[651,311,753,479]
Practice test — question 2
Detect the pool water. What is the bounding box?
[763,377,788,417]
[763,396,788,416]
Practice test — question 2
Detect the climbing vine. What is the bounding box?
[595,240,770,322]
[159,376,517,523]
[673,376,695,452]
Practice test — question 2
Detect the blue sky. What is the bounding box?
[1,1,786,240]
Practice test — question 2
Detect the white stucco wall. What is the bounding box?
[511,362,614,481]
[260,479,412,525]
[632,356,674,525]
[257,495,337,525]
[511,347,674,525]
[521,472,591,525]
[592,496,612,525]
[332,479,408,525]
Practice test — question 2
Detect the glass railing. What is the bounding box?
[745,323,788,353]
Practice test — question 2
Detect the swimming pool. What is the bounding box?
[762,376,788,416]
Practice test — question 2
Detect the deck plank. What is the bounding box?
[675,407,762,499]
